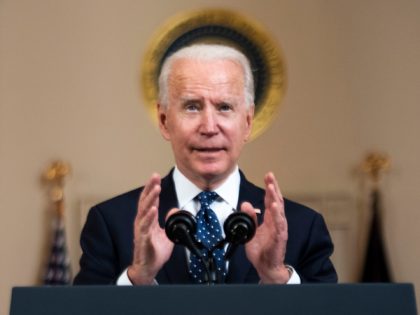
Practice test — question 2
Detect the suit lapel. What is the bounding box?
[157,169,178,228]
[156,170,192,284]
[226,171,265,283]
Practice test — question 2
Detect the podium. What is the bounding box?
[10,283,417,315]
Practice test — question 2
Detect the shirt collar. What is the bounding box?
[173,166,240,210]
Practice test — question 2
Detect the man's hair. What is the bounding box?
[158,43,255,108]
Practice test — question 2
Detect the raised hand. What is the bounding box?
[127,173,175,284]
[241,172,290,284]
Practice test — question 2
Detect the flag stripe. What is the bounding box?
[44,217,72,285]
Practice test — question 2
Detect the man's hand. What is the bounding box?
[241,172,290,284]
[127,173,175,284]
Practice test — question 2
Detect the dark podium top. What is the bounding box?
[10,283,417,315]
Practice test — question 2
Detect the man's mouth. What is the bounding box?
[192,147,226,153]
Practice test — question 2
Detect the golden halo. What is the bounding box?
[141,8,287,140]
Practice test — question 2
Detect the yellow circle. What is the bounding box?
[141,8,286,140]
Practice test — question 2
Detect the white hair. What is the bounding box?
[158,43,255,108]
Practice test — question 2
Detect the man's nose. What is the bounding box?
[199,108,218,135]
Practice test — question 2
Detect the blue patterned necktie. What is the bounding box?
[189,191,226,284]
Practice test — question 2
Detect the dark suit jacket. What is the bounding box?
[73,170,337,284]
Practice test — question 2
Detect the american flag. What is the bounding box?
[361,189,392,282]
[43,216,72,285]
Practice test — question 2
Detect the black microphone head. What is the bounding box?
[165,210,197,244]
[224,212,256,244]
[165,210,204,259]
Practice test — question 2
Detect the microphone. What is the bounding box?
[223,212,256,260]
[165,210,202,258]
[166,211,216,284]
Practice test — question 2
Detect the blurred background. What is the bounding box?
[1,0,419,313]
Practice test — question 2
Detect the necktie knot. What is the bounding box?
[197,191,218,207]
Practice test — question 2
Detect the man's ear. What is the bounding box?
[158,103,171,141]
[244,105,255,142]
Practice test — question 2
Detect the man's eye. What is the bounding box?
[185,103,200,112]
[219,103,233,112]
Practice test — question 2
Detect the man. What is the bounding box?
[74,44,337,285]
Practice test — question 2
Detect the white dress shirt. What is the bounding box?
[173,165,240,235]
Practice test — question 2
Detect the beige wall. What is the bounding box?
[1,0,419,313]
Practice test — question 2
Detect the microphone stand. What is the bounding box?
[188,241,217,285]
[194,238,239,285]
[205,240,231,285]
[204,255,218,285]
[205,247,224,284]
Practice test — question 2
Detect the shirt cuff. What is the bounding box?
[286,265,301,284]
[116,268,159,285]
[116,268,133,286]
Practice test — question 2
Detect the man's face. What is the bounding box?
[158,58,254,189]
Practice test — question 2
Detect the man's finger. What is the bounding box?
[142,173,161,196]
[138,173,161,206]
[265,173,283,202]
[138,206,158,234]
[270,173,284,205]
[136,184,161,222]
[264,173,285,219]
[142,184,161,212]
[136,175,161,220]
[240,201,258,227]
[264,183,277,211]
[165,207,181,221]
